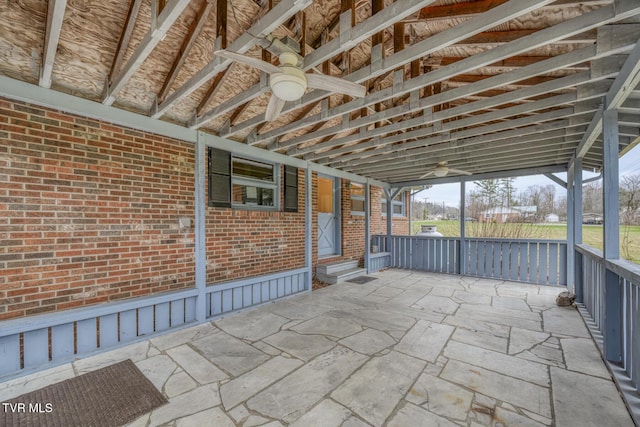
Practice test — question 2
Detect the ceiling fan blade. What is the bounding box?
[214,50,280,74]
[306,73,366,98]
[265,95,286,121]
[419,171,435,179]
[448,168,473,176]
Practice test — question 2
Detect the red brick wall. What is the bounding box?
[370,187,409,236]
[205,167,306,282]
[0,97,409,319]
[340,180,365,265]
[0,99,196,320]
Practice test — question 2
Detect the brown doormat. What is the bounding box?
[2,359,167,427]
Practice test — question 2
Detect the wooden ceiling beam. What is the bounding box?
[345,113,586,173]
[298,71,599,158]
[158,0,214,102]
[109,0,143,84]
[245,0,561,143]
[454,29,597,45]
[217,0,228,49]
[416,0,610,21]
[439,55,589,70]
[153,0,312,118]
[327,116,583,167]
[259,1,637,149]
[202,0,434,133]
[104,0,191,105]
[40,0,68,88]
[576,36,640,158]
[196,65,233,115]
[418,0,508,20]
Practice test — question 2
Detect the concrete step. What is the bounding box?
[316,260,359,276]
[317,267,367,285]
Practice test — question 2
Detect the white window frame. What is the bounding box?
[231,156,279,210]
[382,192,406,217]
[350,182,365,216]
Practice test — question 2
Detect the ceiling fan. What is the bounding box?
[214,50,366,121]
[420,161,473,178]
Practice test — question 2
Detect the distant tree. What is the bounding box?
[620,174,640,225]
[499,178,517,207]
[475,179,500,206]
[582,181,603,214]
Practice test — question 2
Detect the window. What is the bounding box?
[232,157,278,209]
[350,182,365,214]
[382,192,406,217]
[208,148,279,210]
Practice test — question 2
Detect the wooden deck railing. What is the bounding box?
[372,235,567,286]
[576,244,640,419]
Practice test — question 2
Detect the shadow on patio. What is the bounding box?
[0,269,632,426]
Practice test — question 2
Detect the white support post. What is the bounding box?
[305,166,313,291]
[459,181,467,275]
[573,157,584,303]
[602,108,622,363]
[603,109,620,260]
[566,163,575,292]
[364,180,371,272]
[194,132,207,321]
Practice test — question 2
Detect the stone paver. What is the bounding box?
[263,330,336,361]
[247,346,367,422]
[166,344,228,384]
[551,367,633,427]
[190,328,270,376]
[220,355,303,410]
[395,319,454,362]
[0,270,633,427]
[332,351,424,425]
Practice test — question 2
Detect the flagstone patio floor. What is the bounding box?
[0,269,633,426]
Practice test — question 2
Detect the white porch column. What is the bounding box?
[459,181,467,275]
[365,180,371,272]
[566,163,575,292]
[194,132,207,321]
[305,166,313,291]
[602,108,622,363]
[573,157,584,302]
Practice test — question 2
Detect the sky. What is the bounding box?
[412,143,640,207]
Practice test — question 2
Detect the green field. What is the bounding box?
[410,220,640,264]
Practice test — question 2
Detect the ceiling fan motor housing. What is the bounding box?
[270,66,308,101]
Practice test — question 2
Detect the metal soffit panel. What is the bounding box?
[0,0,639,184]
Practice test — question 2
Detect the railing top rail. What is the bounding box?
[607,258,640,285]
[373,234,567,244]
[0,288,199,337]
[575,243,640,286]
[575,243,604,259]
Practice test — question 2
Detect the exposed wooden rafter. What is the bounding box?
[194,0,435,130]
[254,1,638,151]
[251,0,567,146]
[40,0,68,88]
[158,0,214,102]
[153,0,312,118]
[109,0,143,82]
[104,0,192,105]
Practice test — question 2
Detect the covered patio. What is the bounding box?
[0,269,632,426]
[2,0,640,425]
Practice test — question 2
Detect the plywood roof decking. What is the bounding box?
[1,0,639,184]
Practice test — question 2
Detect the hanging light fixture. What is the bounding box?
[433,164,449,177]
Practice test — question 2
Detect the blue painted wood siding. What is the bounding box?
[0,268,309,381]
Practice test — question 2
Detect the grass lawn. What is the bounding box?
[410,220,640,264]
